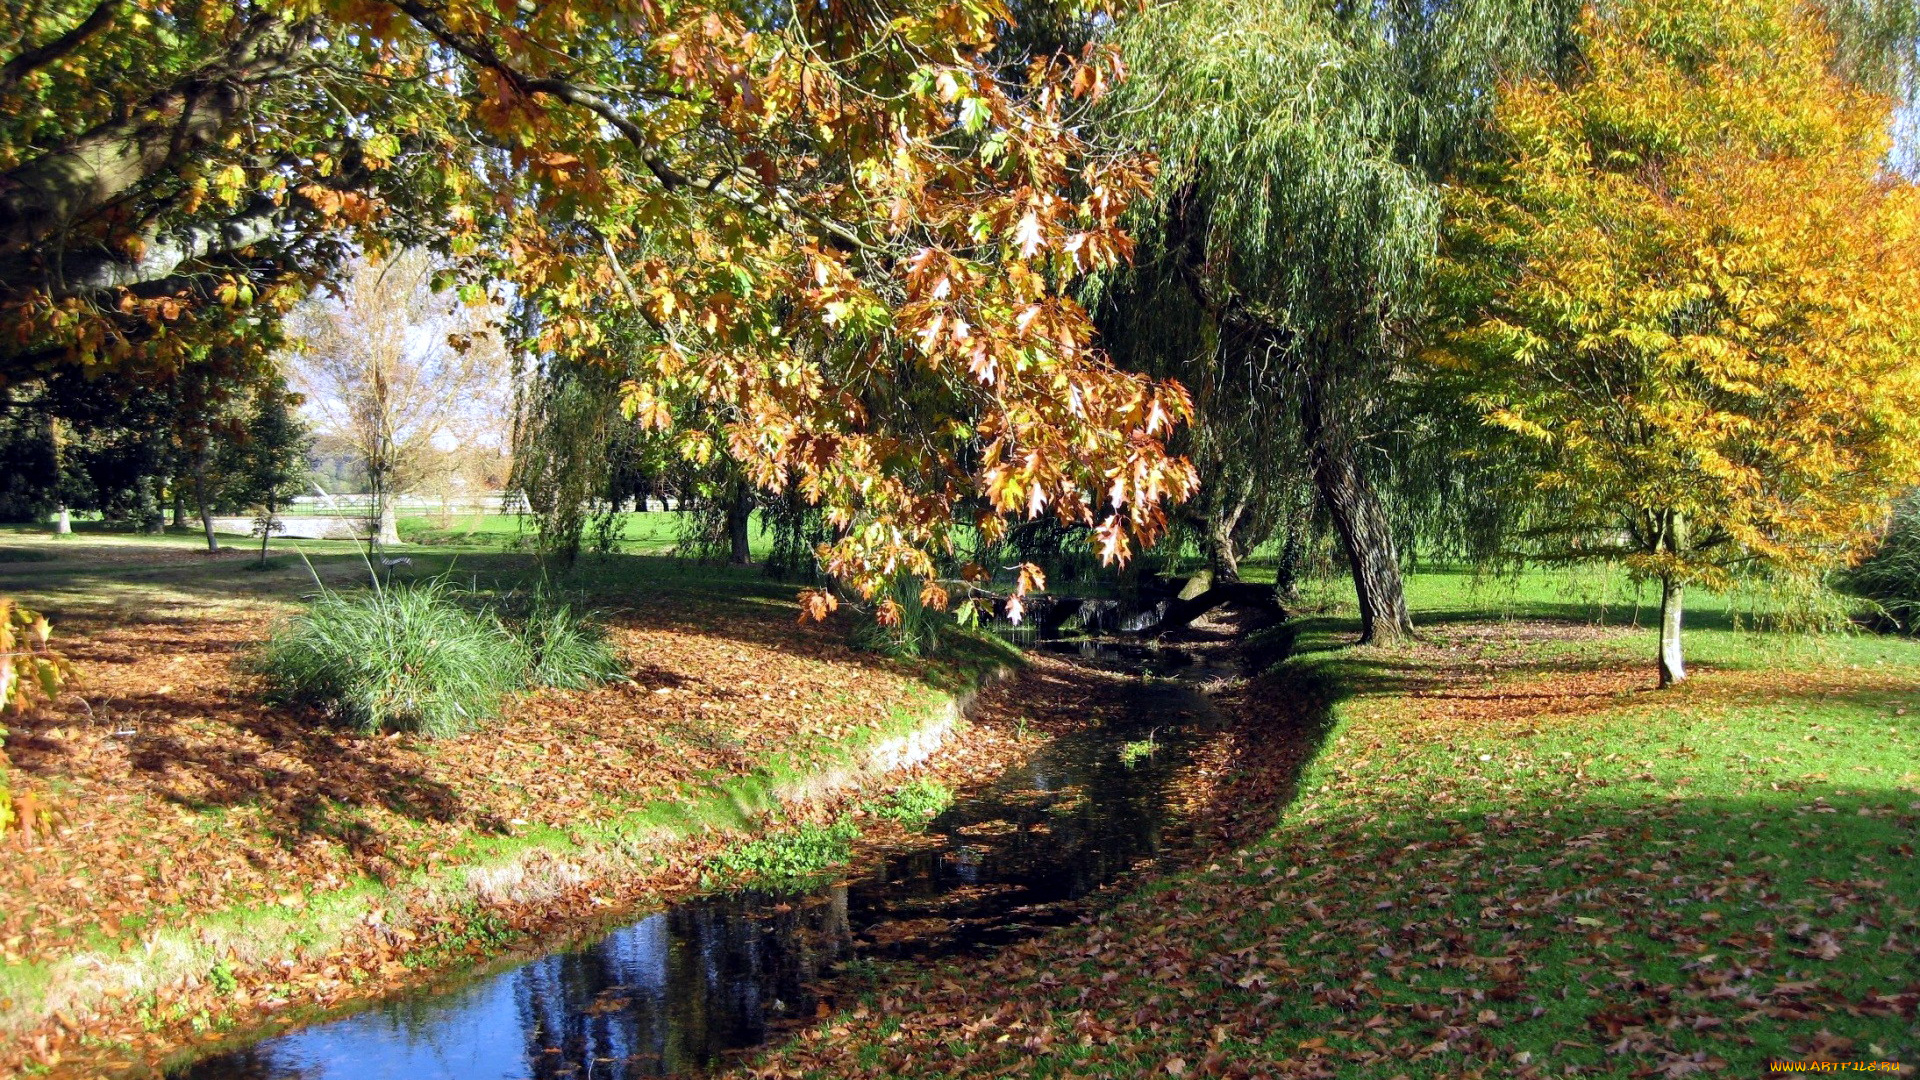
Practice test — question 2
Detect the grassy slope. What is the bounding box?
[743,571,1920,1078]
[0,526,1015,1076]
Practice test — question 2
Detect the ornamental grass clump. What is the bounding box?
[850,577,946,659]
[517,584,626,689]
[260,578,530,736]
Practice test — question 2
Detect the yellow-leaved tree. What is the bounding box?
[1434,0,1920,685]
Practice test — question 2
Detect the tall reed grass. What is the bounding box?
[259,575,625,736]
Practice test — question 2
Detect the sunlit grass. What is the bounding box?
[748,567,1920,1077]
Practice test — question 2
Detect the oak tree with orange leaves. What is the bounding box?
[0,0,1197,607]
[1434,0,1920,685]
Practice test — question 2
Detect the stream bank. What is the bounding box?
[1,610,1030,1080]
[161,610,1284,1080]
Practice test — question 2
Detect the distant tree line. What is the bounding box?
[0,366,308,553]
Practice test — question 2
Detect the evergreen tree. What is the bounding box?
[227,381,312,567]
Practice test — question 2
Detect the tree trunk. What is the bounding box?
[192,452,218,552]
[1315,441,1411,643]
[1274,487,1309,606]
[725,479,753,566]
[258,496,275,567]
[170,478,187,528]
[1658,574,1686,687]
[375,499,401,548]
[1302,374,1410,644]
[141,476,164,534]
[47,416,70,535]
[1203,498,1246,584]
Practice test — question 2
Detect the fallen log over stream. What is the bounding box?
[984,579,1283,638]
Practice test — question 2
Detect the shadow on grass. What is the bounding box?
[3,628,478,877]
[8,537,999,691]
[1187,659,1345,848]
[6,545,1029,874]
[1280,615,1650,696]
[1118,621,1918,1072]
[1227,785,1920,1074]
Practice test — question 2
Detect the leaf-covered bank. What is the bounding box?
[733,598,1920,1078]
[0,596,1025,1078]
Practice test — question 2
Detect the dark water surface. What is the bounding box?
[175,673,1217,1080]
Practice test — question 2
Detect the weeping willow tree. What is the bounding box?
[508,301,686,565]
[1098,0,1578,641]
[510,353,635,565]
[1097,289,1305,585]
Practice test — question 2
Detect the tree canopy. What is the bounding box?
[1,0,1198,609]
[1433,0,1920,682]
[1094,0,1577,641]
[7,0,1920,641]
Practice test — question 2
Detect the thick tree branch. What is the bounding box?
[0,1,121,90]
[0,13,315,257]
[46,199,288,295]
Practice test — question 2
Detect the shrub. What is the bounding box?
[1118,733,1160,767]
[1841,499,1920,632]
[260,579,529,736]
[517,585,626,689]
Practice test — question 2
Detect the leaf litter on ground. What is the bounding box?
[0,602,1049,1077]
[732,621,1920,1079]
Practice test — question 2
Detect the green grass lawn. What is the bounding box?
[0,514,791,623]
[397,510,780,558]
[740,570,1920,1079]
[5,524,1914,1073]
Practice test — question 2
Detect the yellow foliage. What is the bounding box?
[0,596,75,836]
[0,597,71,715]
[1437,0,1920,586]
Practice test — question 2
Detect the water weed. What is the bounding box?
[706,819,861,887]
[868,779,953,824]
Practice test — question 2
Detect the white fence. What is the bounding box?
[284,493,530,516]
[207,515,370,539]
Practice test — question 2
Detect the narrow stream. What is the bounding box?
[175,665,1218,1080]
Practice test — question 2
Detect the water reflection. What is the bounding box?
[176,680,1212,1079]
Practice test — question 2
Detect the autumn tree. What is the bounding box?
[1097,0,1575,641]
[467,2,1196,615]
[0,3,463,386]
[1434,0,1920,684]
[287,251,507,548]
[0,2,460,543]
[2,1,1197,609]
